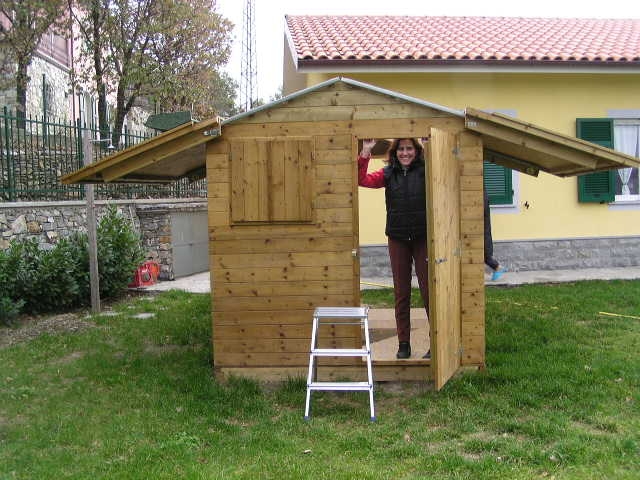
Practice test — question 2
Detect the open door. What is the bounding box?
[427,128,462,390]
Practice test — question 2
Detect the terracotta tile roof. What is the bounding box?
[286,16,640,66]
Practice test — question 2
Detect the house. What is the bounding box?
[283,16,640,273]
[62,78,640,387]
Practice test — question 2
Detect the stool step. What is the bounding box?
[311,348,369,357]
[308,382,371,391]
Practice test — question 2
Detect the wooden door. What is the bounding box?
[427,128,462,390]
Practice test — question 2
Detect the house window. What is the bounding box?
[576,118,640,204]
[230,137,314,223]
[613,120,640,202]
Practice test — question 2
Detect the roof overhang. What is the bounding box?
[464,108,640,177]
[61,117,220,184]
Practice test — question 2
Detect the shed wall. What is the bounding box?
[206,81,485,379]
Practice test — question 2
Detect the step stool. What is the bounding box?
[304,306,375,421]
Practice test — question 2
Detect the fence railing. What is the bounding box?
[0,107,207,202]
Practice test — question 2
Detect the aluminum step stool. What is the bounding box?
[304,306,375,421]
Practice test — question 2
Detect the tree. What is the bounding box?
[71,0,234,145]
[0,0,67,121]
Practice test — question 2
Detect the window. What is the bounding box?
[230,137,314,223]
[483,109,516,206]
[613,120,640,202]
[576,118,640,203]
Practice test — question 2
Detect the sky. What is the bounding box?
[216,0,640,105]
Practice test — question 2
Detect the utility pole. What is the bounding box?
[81,132,101,313]
[240,0,258,111]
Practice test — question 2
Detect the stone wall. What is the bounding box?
[0,200,207,280]
[26,56,72,121]
[359,236,640,278]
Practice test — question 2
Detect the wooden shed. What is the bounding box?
[62,78,640,390]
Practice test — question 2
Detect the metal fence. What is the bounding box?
[0,107,207,202]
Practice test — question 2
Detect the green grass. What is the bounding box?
[1,282,639,479]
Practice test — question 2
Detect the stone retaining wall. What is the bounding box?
[0,200,207,280]
[360,236,640,278]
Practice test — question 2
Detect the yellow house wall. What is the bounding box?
[297,71,640,244]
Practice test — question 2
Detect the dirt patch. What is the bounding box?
[0,312,96,349]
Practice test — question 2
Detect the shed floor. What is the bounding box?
[367,308,431,364]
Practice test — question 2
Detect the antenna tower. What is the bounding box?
[240,0,258,111]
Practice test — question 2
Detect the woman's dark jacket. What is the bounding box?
[383,159,427,240]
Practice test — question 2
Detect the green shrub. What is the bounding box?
[97,205,145,299]
[0,204,144,316]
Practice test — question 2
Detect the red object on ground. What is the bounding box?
[128,261,159,288]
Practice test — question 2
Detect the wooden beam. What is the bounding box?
[100,129,213,182]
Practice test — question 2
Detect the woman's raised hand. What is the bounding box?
[361,138,377,157]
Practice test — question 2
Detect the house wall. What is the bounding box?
[291,72,640,264]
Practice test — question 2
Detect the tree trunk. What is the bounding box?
[15,59,28,128]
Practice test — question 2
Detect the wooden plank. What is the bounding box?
[461,191,483,207]
[316,207,353,223]
[210,223,353,240]
[316,164,351,179]
[214,294,354,312]
[461,273,484,293]
[315,149,352,165]
[268,139,285,221]
[207,182,229,199]
[215,365,377,382]
[212,251,352,269]
[213,336,358,353]
[214,309,314,326]
[208,197,227,213]
[278,90,407,108]
[283,140,301,220]
[213,280,354,297]
[207,139,229,154]
[230,141,245,222]
[461,219,483,235]
[208,211,229,227]
[214,324,359,339]
[461,204,483,220]
[316,178,352,194]
[211,236,353,255]
[212,265,354,284]
[315,134,351,151]
[214,352,360,367]
[427,128,462,391]
[460,248,484,264]
[207,152,229,170]
[314,192,353,209]
[299,139,314,221]
[460,176,483,191]
[461,335,485,365]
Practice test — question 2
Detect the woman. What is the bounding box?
[358,138,430,360]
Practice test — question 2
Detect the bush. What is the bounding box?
[0,204,144,316]
[0,296,25,326]
[97,205,145,299]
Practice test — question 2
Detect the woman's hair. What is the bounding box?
[386,138,425,166]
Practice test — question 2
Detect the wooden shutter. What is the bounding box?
[230,138,313,223]
[483,155,513,205]
[576,119,615,203]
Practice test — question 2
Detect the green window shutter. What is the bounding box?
[576,118,615,203]
[483,159,513,205]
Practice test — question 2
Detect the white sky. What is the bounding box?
[216,0,640,104]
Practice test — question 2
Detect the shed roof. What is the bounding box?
[61,78,640,185]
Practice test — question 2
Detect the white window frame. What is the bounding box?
[613,119,640,203]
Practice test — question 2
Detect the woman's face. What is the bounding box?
[396,139,416,167]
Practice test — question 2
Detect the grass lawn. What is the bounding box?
[1,281,639,479]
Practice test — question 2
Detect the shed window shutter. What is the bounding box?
[231,138,313,223]
[576,118,615,203]
[483,159,513,205]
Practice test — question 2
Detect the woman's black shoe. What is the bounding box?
[396,341,411,359]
